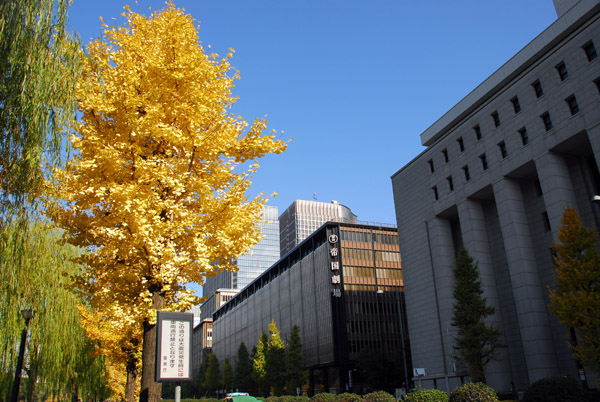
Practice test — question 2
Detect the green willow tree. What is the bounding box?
[0,2,95,400]
[549,207,600,373]
[0,222,109,401]
[451,249,504,384]
[0,0,81,214]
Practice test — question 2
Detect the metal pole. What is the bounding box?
[175,382,181,402]
[10,315,31,402]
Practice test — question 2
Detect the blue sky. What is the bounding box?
[67,0,558,226]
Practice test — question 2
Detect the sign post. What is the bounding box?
[156,311,193,402]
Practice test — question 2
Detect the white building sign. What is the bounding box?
[156,311,193,382]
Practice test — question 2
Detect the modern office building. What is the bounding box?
[201,205,280,320]
[212,222,410,395]
[391,0,600,393]
[279,200,358,256]
[194,206,280,376]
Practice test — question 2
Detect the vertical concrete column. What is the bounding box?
[493,177,558,382]
[535,152,577,240]
[457,198,510,389]
[426,216,456,376]
[457,198,501,310]
[588,124,600,172]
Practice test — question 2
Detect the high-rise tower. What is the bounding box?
[278,200,357,256]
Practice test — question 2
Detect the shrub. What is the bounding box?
[449,382,498,402]
[404,388,449,402]
[362,390,396,402]
[279,396,302,402]
[311,393,336,402]
[523,377,585,402]
[582,388,600,402]
[264,397,280,402]
[334,393,362,402]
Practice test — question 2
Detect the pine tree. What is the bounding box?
[252,332,268,396]
[265,320,286,395]
[203,353,221,397]
[549,207,600,373]
[222,358,234,393]
[451,249,504,383]
[286,325,307,394]
[234,342,254,393]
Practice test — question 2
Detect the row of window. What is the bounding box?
[344,265,403,279]
[431,90,582,200]
[427,40,597,174]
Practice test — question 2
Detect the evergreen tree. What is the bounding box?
[266,320,286,396]
[252,332,268,396]
[451,249,504,383]
[234,342,254,393]
[549,207,600,373]
[286,325,307,394]
[195,355,209,396]
[203,353,221,397]
[222,358,234,393]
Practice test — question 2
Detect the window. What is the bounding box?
[541,112,553,131]
[432,186,439,200]
[532,80,544,98]
[583,41,597,61]
[511,96,521,113]
[428,159,435,173]
[595,77,600,94]
[519,127,529,145]
[457,137,465,152]
[480,154,488,170]
[491,111,500,127]
[447,176,454,191]
[474,124,482,140]
[566,95,579,115]
[556,61,568,81]
[462,165,470,181]
[498,141,507,158]
[442,148,449,163]
[542,211,551,231]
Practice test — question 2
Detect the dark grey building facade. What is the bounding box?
[212,222,410,395]
[391,0,600,393]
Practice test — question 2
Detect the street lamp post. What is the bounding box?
[9,309,33,402]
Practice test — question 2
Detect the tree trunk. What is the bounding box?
[139,291,165,402]
[125,356,139,402]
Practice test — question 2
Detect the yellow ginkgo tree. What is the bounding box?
[46,2,287,401]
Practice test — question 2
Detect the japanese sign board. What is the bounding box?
[155,311,193,382]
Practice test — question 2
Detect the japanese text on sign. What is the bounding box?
[159,319,190,379]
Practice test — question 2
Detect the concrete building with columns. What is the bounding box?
[391,0,600,393]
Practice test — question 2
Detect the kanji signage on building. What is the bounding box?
[155,311,193,382]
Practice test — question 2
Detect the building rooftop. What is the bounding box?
[419,0,599,147]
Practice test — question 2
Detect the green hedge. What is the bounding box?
[404,388,449,402]
[449,383,498,402]
[523,377,586,402]
[362,391,395,402]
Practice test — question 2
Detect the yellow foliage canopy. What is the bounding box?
[47,1,287,323]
